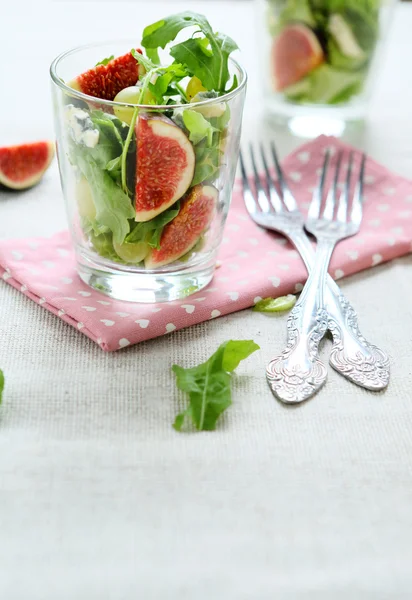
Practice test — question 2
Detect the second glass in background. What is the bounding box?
[257,0,398,137]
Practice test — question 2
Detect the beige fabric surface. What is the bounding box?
[1,2,412,599]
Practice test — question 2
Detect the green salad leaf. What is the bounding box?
[172,340,259,432]
[75,149,134,245]
[0,369,4,405]
[126,202,180,249]
[271,0,316,32]
[182,109,217,145]
[142,11,238,93]
[95,55,114,66]
[192,137,223,186]
[253,295,296,313]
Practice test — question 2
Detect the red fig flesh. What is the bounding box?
[68,50,144,101]
[145,184,217,268]
[135,113,195,222]
[0,141,55,190]
[272,24,324,91]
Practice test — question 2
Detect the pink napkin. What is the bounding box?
[0,135,411,351]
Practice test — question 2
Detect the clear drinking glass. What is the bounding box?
[50,42,246,303]
[257,0,397,137]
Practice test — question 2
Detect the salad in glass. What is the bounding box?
[260,0,396,134]
[51,12,246,302]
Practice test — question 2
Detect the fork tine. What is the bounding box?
[259,143,283,213]
[337,151,354,223]
[270,141,298,212]
[239,149,258,215]
[350,152,366,227]
[324,150,343,221]
[249,144,271,213]
[308,149,330,220]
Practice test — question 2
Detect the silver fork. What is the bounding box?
[239,143,390,403]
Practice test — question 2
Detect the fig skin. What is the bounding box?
[272,24,324,91]
[145,184,218,268]
[135,113,195,223]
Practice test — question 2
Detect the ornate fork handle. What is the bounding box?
[267,303,328,403]
[290,231,390,391]
[327,290,390,390]
[267,246,329,403]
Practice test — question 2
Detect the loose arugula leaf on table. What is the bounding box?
[142,11,238,93]
[0,370,4,405]
[95,55,115,66]
[253,295,296,313]
[126,202,180,249]
[172,340,260,432]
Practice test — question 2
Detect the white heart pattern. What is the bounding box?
[289,171,302,182]
[97,300,111,306]
[78,290,91,297]
[347,250,359,260]
[77,322,84,330]
[11,250,24,260]
[101,319,115,327]
[334,269,344,279]
[181,304,195,314]
[295,283,303,292]
[297,151,310,164]
[82,306,96,312]
[372,253,382,266]
[61,277,73,284]
[135,319,149,329]
[269,276,281,288]
[166,323,176,333]
[211,310,221,318]
[253,296,262,304]
[227,292,239,301]
[119,338,130,348]
[115,312,130,318]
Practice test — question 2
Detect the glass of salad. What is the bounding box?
[50,12,246,303]
[258,0,397,137]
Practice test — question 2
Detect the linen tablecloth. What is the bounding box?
[1,2,412,599]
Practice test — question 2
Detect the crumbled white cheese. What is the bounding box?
[328,14,365,59]
[65,105,99,148]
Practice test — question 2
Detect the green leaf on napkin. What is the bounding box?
[0,369,4,405]
[172,340,259,432]
[253,294,296,313]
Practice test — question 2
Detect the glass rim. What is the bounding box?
[50,40,247,110]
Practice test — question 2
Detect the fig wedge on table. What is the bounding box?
[145,184,217,269]
[135,113,195,222]
[0,141,55,190]
[272,24,324,91]
[68,50,145,101]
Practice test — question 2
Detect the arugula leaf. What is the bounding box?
[142,12,238,92]
[0,369,4,405]
[75,149,134,245]
[95,55,114,66]
[172,340,259,432]
[253,295,296,313]
[131,48,157,72]
[126,202,180,249]
[192,138,222,186]
[182,109,217,145]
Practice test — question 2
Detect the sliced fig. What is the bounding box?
[145,184,217,269]
[0,141,55,190]
[68,50,145,101]
[272,24,324,91]
[135,113,195,222]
